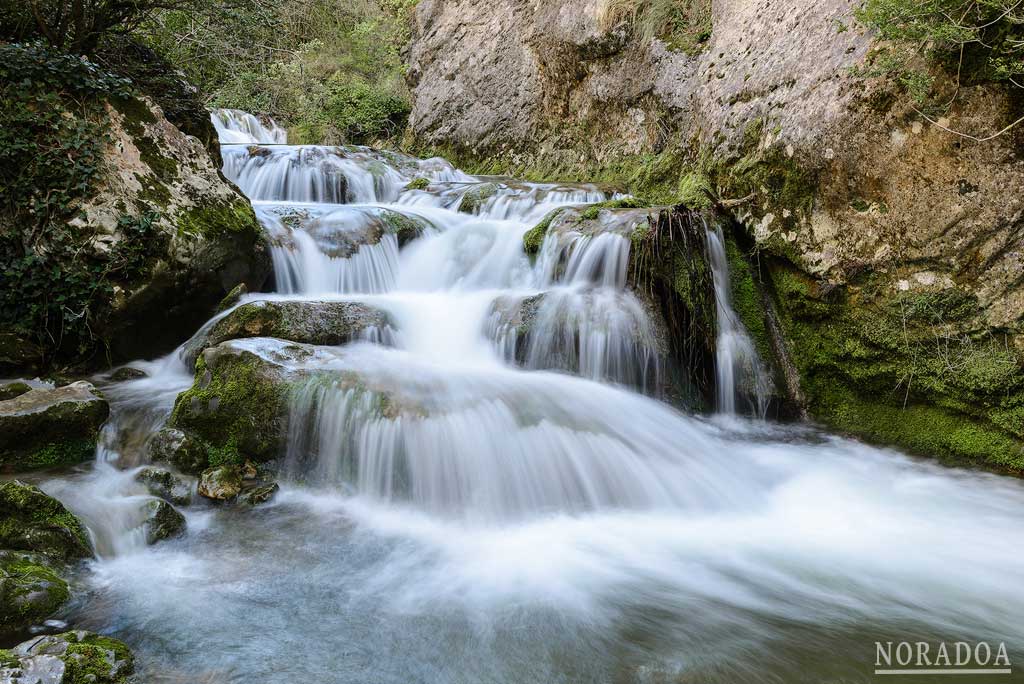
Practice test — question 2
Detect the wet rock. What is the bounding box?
[148,427,208,476]
[457,182,499,214]
[170,339,325,462]
[0,630,134,684]
[142,500,186,545]
[0,481,91,562]
[0,552,69,638]
[135,467,192,506]
[108,367,146,382]
[198,466,243,502]
[216,283,248,313]
[0,382,31,402]
[182,300,393,367]
[0,382,108,472]
[238,482,279,506]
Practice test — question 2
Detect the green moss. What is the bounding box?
[134,133,178,181]
[724,237,772,363]
[677,170,714,209]
[379,209,425,245]
[170,351,288,461]
[0,552,70,631]
[19,438,96,470]
[458,183,499,213]
[405,176,430,190]
[176,199,261,239]
[0,381,31,401]
[766,260,1024,471]
[577,197,651,221]
[0,649,17,668]
[523,208,567,255]
[60,632,134,684]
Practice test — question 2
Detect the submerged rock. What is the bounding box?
[457,182,499,214]
[0,382,108,472]
[107,367,147,382]
[0,482,91,562]
[0,551,69,638]
[182,300,392,367]
[0,630,134,684]
[134,467,192,506]
[198,466,243,502]
[142,500,186,545]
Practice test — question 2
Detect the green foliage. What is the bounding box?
[145,0,416,144]
[0,42,171,364]
[855,0,1024,104]
[598,0,713,55]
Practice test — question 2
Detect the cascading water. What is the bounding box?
[35,110,1024,683]
[706,225,772,416]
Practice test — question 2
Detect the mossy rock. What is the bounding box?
[379,209,427,246]
[148,427,208,475]
[765,259,1024,471]
[457,182,499,214]
[0,382,108,472]
[198,465,243,502]
[142,499,186,545]
[170,339,307,463]
[135,467,192,506]
[216,283,248,313]
[3,630,134,683]
[404,177,431,191]
[0,550,70,637]
[0,481,92,561]
[182,300,392,367]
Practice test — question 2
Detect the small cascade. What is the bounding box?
[705,226,771,416]
[211,109,286,144]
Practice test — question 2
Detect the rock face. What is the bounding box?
[181,300,392,367]
[0,383,109,472]
[0,482,92,562]
[407,0,1024,468]
[0,631,134,684]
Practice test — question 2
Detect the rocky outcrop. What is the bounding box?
[0,383,108,472]
[408,0,1024,468]
[0,631,134,684]
[181,299,392,367]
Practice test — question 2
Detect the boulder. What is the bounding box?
[198,466,243,502]
[0,481,92,562]
[0,551,69,638]
[457,182,499,214]
[0,383,108,472]
[107,367,146,382]
[181,299,392,367]
[148,428,208,476]
[142,500,186,545]
[0,631,134,684]
[134,467,192,506]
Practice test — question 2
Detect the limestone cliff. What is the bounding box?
[407,0,1024,470]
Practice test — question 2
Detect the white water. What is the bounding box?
[31,111,1024,683]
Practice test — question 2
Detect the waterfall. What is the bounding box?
[44,108,1024,684]
[705,226,771,416]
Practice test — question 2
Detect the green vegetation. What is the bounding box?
[0,42,172,366]
[597,0,713,55]
[855,0,1023,107]
[766,262,1024,470]
[523,209,566,255]
[146,0,417,143]
[60,632,135,684]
